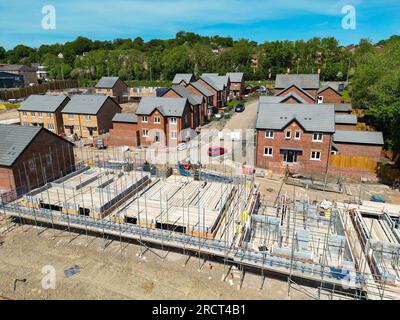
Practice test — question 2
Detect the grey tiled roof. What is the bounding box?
[112,113,138,123]
[256,102,335,132]
[335,114,357,125]
[333,131,384,145]
[136,97,187,117]
[275,74,320,89]
[189,81,213,97]
[18,95,69,113]
[226,72,244,83]
[259,93,307,104]
[0,64,35,72]
[200,75,224,91]
[201,74,229,87]
[170,86,203,105]
[95,77,120,88]
[172,74,194,85]
[332,103,352,112]
[318,85,341,95]
[277,84,316,101]
[62,95,119,115]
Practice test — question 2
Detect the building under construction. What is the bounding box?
[1,151,400,300]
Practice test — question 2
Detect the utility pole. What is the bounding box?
[346,58,351,84]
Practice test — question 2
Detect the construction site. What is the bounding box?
[1,147,400,300]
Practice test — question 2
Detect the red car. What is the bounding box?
[208,146,226,157]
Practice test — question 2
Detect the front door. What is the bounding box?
[283,150,298,163]
[155,131,160,143]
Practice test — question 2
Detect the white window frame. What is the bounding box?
[310,151,321,161]
[38,112,43,118]
[295,131,301,140]
[31,112,36,117]
[264,147,273,157]
[312,132,323,142]
[142,129,149,137]
[170,130,177,140]
[154,116,161,124]
[142,116,148,123]
[47,123,54,130]
[265,130,274,139]
[170,117,177,125]
[285,131,291,140]
[22,111,27,117]
[47,113,52,119]
[68,114,74,120]
[85,115,92,121]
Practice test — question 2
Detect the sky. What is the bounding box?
[0,0,399,49]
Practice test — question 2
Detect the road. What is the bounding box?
[224,98,258,131]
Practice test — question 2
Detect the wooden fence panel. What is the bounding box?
[329,155,377,172]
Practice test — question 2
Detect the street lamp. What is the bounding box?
[58,52,64,81]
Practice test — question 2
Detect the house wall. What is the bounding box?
[318,88,342,104]
[276,86,316,103]
[108,122,139,147]
[186,84,212,119]
[230,81,244,96]
[95,79,128,103]
[255,121,332,175]
[197,79,222,108]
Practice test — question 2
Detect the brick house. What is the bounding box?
[198,75,225,109]
[275,84,316,103]
[95,77,128,103]
[186,81,215,117]
[201,74,230,108]
[255,103,335,175]
[135,97,192,146]
[18,95,70,134]
[162,85,206,127]
[0,124,75,196]
[335,114,358,130]
[61,95,122,138]
[317,86,342,104]
[275,74,320,99]
[332,131,384,161]
[108,113,139,147]
[0,64,37,85]
[172,73,195,86]
[226,72,245,97]
[259,94,308,105]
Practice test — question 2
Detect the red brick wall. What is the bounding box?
[108,122,139,147]
[318,88,342,104]
[0,168,15,193]
[335,124,357,130]
[186,84,212,119]
[276,86,316,103]
[255,121,332,174]
[230,82,244,96]
[334,143,382,161]
[197,79,222,108]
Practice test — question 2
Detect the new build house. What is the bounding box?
[198,75,225,109]
[18,95,70,134]
[335,114,358,130]
[275,84,317,103]
[95,77,128,103]
[0,124,75,196]
[186,81,214,116]
[275,74,320,98]
[317,85,343,104]
[255,102,335,175]
[61,95,121,138]
[135,97,192,146]
[226,72,245,97]
[162,85,206,127]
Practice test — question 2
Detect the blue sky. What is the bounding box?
[0,0,399,49]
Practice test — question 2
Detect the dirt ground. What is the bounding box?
[0,216,313,300]
[0,108,18,121]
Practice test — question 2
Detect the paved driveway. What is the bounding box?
[224,99,259,131]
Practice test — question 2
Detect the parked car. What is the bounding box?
[208,146,226,157]
[95,138,106,149]
[177,143,186,151]
[235,104,245,112]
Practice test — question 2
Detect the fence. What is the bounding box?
[0,80,78,101]
[329,155,378,173]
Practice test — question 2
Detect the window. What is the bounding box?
[285,131,291,140]
[264,147,273,157]
[46,113,52,119]
[265,130,274,139]
[310,151,321,161]
[38,112,43,118]
[185,114,188,123]
[85,115,92,121]
[47,124,54,130]
[170,131,177,140]
[295,131,301,140]
[154,116,161,124]
[313,133,323,142]
[170,117,177,125]
[143,129,149,137]
[28,159,36,171]
[68,114,74,120]
[22,111,27,117]
[142,116,148,123]
[31,112,36,117]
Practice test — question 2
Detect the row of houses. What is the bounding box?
[255,74,384,178]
